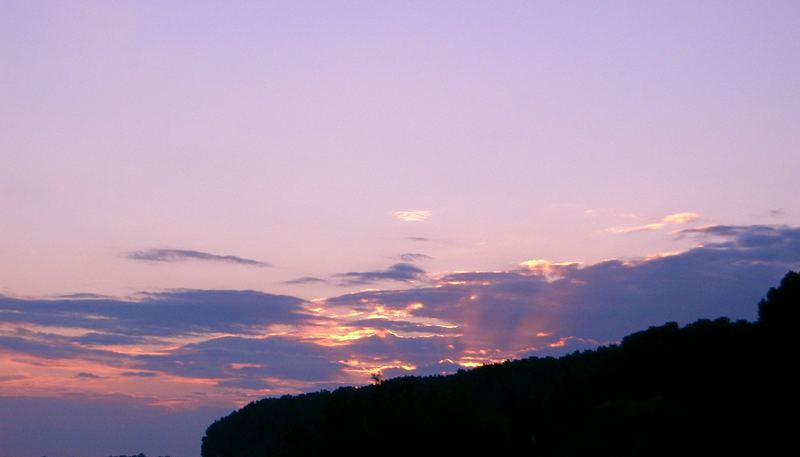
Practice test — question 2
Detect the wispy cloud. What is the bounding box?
[57,293,111,300]
[397,253,432,262]
[282,276,326,285]
[662,212,699,224]
[405,236,451,244]
[334,263,427,285]
[120,371,159,378]
[126,249,272,267]
[393,210,432,222]
[606,212,700,234]
[677,224,793,248]
[0,374,29,382]
[75,372,101,379]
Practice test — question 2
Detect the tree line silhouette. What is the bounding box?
[106,454,171,457]
[202,271,800,457]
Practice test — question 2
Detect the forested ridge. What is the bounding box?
[202,271,800,457]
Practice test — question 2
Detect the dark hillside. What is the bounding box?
[202,272,800,457]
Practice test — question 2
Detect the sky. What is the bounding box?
[1,1,799,456]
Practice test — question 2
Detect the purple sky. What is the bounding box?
[1,2,799,457]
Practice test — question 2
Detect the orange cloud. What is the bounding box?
[393,210,432,222]
[519,259,583,279]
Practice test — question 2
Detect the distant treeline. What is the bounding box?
[202,271,800,457]
[106,454,170,457]
[38,453,170,457]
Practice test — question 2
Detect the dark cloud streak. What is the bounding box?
[334,263,427,285]
[282,276,326,285]
[397,253,432,262]
[404,237,452,244]
[126,249,272,267]
[120,371,159,378]
[75,372,101,379]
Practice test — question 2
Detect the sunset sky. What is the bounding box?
[2,2,800,457]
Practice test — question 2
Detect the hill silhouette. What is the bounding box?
[201,271,800,457]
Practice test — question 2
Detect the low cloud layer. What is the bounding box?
[127,249,272,267]
[0,289,308,337]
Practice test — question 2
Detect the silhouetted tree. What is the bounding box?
[759,271,800,329]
